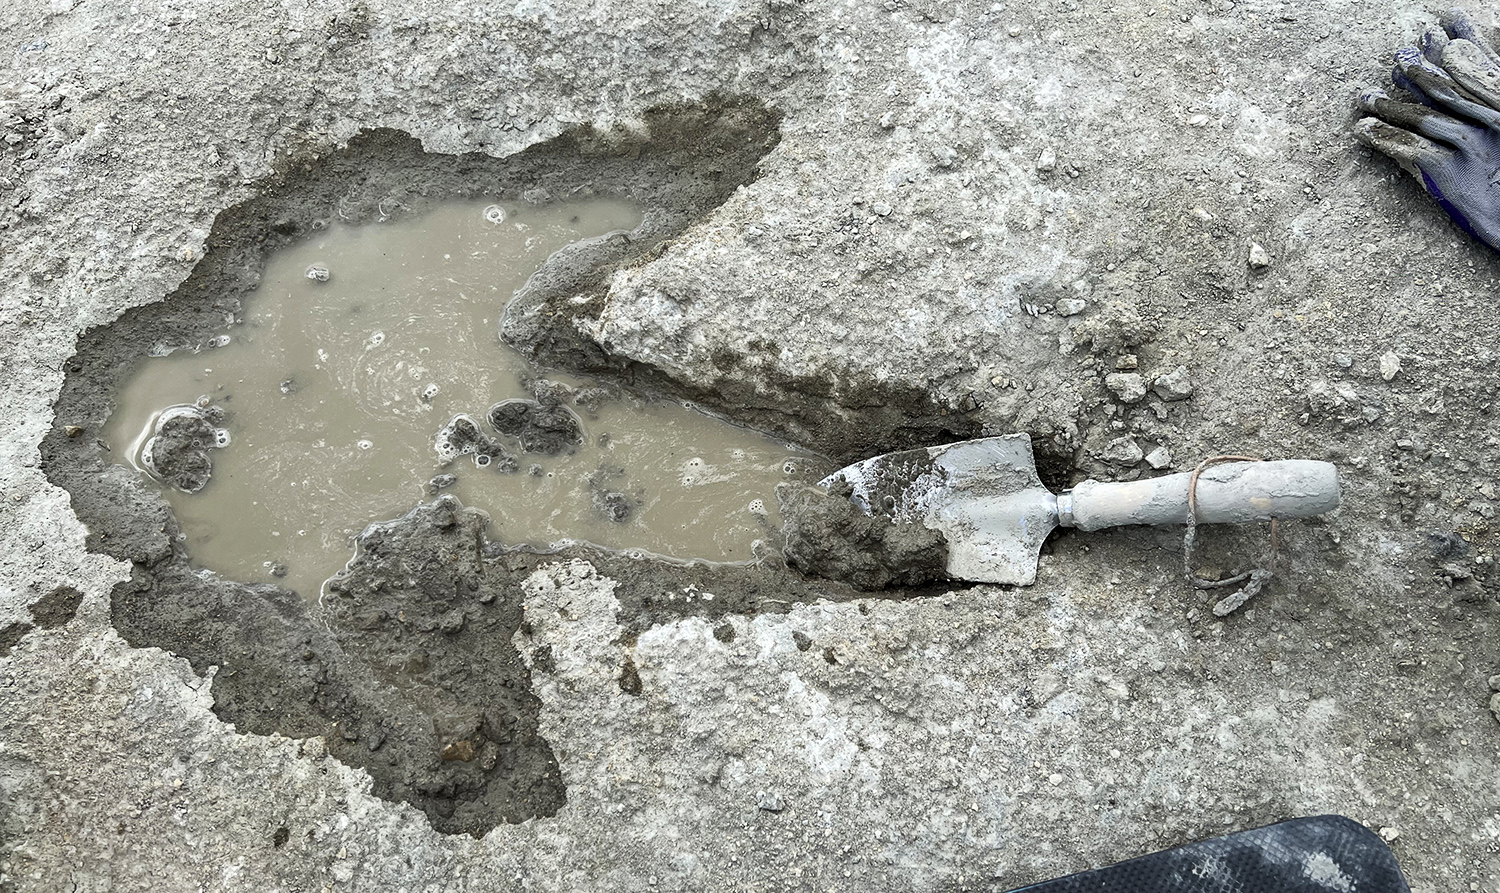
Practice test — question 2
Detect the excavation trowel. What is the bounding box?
[822,433,1340,585]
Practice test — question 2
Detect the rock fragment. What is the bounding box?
[1305,379,1380,427]
[1100,436,1144,466]
[1036,147,1057,172]
[1104,372,1146,404]
[1380,351,1402,381]
[1152,365,1194,401]
[1144,445,1172,469]
[1055,298,1087,317]
[1248,242,1270,270]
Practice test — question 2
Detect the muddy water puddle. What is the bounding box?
[105,198,826,597]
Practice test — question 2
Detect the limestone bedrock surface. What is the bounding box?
[2,0,1500,892]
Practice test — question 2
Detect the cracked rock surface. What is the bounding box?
[3,1,1500,892]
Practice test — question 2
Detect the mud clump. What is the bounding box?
[593,490,634,522]
[28,585,84,628]
[778,479,949,591]
[588,464,638,523]
[0,585,85,657]
[434,414,518,471]
[141,404,229,492]
[105,497,566,836]
[488,397,585,456]
[319,497,565,832]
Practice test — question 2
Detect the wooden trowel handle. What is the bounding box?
[1059,460,1340,533]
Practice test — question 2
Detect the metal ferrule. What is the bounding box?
[1056,490,1076,528]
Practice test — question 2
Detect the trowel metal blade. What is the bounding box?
[822,433,1060,585]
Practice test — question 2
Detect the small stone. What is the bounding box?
[62,425,83,437]
[441,740,477,762]
[757,792,785,813]
[1048,773,1063,786]
[1189,207,1213,222]
[1379,826,1400,843]
[871,201,893,217]
[1115,354,1138,370]
[1487,673,1500,692]
[305,264,330,282]
[1333,353,1353,369]
[1144,446,1172,469]
[1152,365,1194,401]
[1380,351,1401,382]
[1248,242,1270,270]
[1187,114,1210,127]
[1036,147,1057,172]
[1104,372,1146,404]
[1055,298,1087,317]
[439,609,466,635]
[1007,24,1022,37]
[1100,436,1144,466]
[1440,560,1473,581]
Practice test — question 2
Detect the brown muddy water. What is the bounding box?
[104,198,827,597]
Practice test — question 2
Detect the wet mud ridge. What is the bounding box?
[39,97,946,836]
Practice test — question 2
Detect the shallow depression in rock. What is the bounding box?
[104,197,826,597]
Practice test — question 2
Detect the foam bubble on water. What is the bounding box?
[208,334,231,348]
[356,439,373,450]
[139,437,157,474]
[483,204,506,225]
[420,383,440,402]
[475,454,491,468]
[783,460,798,475]
[213,429,232,448]
[367,331,386,349]
[748,498,766,515]
[681,456,708,486]
[305,264,330,282]
[732,448,746,461]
